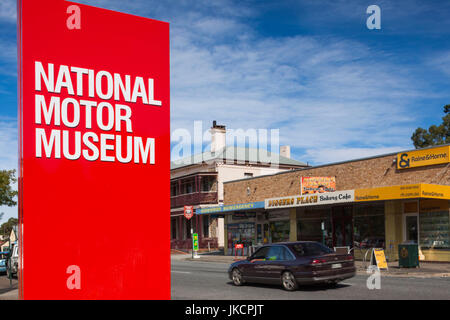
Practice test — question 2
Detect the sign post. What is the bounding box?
[370,248,388,270]
[184,206,194,258]
[18,0,170,299]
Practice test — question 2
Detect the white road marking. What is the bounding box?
[172,270,192,274]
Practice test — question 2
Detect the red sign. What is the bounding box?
[235,244,244,249]
[18,0,170,299]
[301,176,336,195]
[184,206,194,220]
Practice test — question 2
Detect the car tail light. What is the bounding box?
[311,259,326,265]
[346,255,354,260]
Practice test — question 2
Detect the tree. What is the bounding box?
[0,217,18,238]
[411,105,450,148]
[0,169,18,207]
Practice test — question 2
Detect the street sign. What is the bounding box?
[370,248,388,270]
[193,233,199,251]
[18,0,170,299]
[184,206,194,220]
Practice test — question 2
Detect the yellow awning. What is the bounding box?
[355,183,450,202]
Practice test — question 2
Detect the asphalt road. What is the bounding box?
[2,259,449,300]
[171,257,450,300]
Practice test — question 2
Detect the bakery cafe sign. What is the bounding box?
[265,190,355,209]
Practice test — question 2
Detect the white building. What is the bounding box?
[170,121,308,251]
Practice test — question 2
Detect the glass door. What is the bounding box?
[404,214,419,244]
[332,206,353,248]
[256,223,270,245]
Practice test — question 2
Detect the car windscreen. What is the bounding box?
[291,242,333,257]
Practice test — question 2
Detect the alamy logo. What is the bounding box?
[66,265,81,290]
[366,265,381,290]
[366,5,381,30]
[66,5,81,30]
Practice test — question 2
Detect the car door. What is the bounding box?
[254,245,290,283]
[242,246,270,281]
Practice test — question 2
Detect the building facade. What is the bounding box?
[170,121,308,251]
[211,144,450,262]
[0,226,18,252]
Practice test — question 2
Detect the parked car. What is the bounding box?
[6,243,18,278]
[228,241,356,291]
[0,251,9,274]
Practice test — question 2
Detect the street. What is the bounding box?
[0,275,18,300]
[171,257,450,300]
[1,258,449,300]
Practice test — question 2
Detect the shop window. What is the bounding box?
[270,220,290,243]
[419,199,450,250]
[171,218,177,239]
[227,223,255,254]
[354,203,385,249]
[203,215,210,238]
[297,208,332,247]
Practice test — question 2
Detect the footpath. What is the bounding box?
[0,276,18,300]
[176,252,450,279]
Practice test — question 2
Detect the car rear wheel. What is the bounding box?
[232,268,245,286]
[281,271,298,291]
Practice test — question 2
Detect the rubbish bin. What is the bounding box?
[398,243,419,268]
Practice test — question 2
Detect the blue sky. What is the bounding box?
[1,0,450,220]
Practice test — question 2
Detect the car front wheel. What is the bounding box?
[232,268,244,286]
[281,271,298,291]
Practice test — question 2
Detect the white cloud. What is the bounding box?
[0,205,17,221]
[429,51,450,77]
[0,119,17,171]
[0,39,16,63]
[0,0,16,23]
[0,0,436,170]
[169,31,422,163]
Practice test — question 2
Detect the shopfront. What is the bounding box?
[223,209,291,255]
[222,145,450,261]
[222,184,450,261]
[196,201,265,255]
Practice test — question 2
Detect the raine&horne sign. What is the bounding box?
[397,146,450,170]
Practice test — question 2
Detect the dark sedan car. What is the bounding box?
[228,241,356,291]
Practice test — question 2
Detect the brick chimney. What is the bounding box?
[210,121,226,153]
